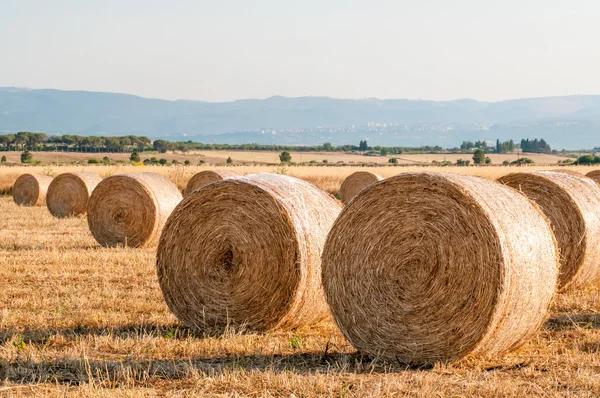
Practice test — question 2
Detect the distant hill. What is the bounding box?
[1,87,600,149]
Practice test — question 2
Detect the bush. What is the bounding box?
[388,158,398,164]
[485,157,492,164]
[1,155,6,163]
[130,151,141,162]
[159,158,168,165]
[279,151,291,163]
[322,159,328,164]
[88,158,101,164]
[102,156,111,164]
[227,156,233,164]
[577,155,600,165]
[472,149,486,164]
[199,160,205,164]
[21,151,33,163]
[184,160,190,165]
[456,159,470,166]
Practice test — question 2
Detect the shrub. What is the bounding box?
[227,156,233,164]
[130,151,141,162]
[1,155,6,163]
[473,149,486,165]
[88,158,101,164]
[389,158,398,164]
[159,158,168,165]
[184,160,190,165]
[102,156,111,164]
[21,151,33,163]
[279,151,291,163]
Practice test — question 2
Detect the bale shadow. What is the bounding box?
[544,313,600,330]
[0,350,427,386]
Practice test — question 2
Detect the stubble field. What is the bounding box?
[2,163,600,396]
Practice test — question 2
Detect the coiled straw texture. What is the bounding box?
[339,171,383,205]
[87,173,182,248]
[183,170,239,196]
[499,171,600,290]
[157,173,343,332]
[47,172,102,218]
[322,172,558,365]
[12,173,53,207]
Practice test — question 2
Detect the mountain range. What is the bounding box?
[1,87,600,149]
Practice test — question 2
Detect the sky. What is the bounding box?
[0,0,599,102]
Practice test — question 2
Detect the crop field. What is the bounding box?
[2,164,600,396]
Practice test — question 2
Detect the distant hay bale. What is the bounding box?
[499,171,600,290]
[183,170,239,196]
[586,170,600,183]
[87,173,182,248]
[339,171,383,204]
[12,174,53,207]
[322,172,558,365]
[157,173,343,332]
[46,172,102,218]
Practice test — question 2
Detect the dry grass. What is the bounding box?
[1,164,600,396]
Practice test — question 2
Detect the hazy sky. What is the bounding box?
[1,0,598,102]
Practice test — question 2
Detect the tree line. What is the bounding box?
[0,132,557,155]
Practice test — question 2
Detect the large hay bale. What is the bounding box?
[586,170,600,183]
[157,173,343,332]
[46,172,102,218]
[499,171,600,290]
[12,173,53,207]
[322,172,558,365]
[183,169,238,196]
[339,171,383,204]
[87,173,182,248]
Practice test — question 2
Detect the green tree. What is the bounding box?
[1,155,6,163]
[380,148,389,156]
[388,157,398,164]
[21,150,33,163]
[323,142,333,151]
[485,157,492,164]
[473,149,486,165]
[226,156,233,164]
[279,151,291,163]
[358,140,368,151]
[130,151,141,162]
[102,156,111,164]
[159,158,168,165]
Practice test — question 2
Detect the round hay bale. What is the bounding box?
[322,172,558,365]
[586,170,600,183]
[157,173,343,332]
[12,173,53,207]
[46,172,103,218]
[183,169,239,196]
[498,171,600,290]
[339,171,383,205]
[87,173,182,248]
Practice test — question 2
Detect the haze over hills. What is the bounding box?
[1,87,600,149]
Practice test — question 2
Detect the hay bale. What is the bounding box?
[586,170,600,183]
[12,173,53,207]
[46,172,102,218]
[499,171,600,290]
[157,173,343,332]
[322,172,558,365]
[183,169,238,196]
[87,173,182,248]
[339,171,383,204]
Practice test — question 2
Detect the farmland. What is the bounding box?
[2,164,600,396]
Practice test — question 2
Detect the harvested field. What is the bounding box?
[1,165,600,395]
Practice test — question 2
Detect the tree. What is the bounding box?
[473,149,486,165]
[485,157,492,164]
[279,151,291,163]
[102,156,111,164]
[153,139,169,153]
[21,150,33,163]
[388,157,398,164]
[359,140,368,151]
[380,148,389,156]
[184,160,190,165]
[323,142,333,151]
[130,151,141,162]
[159,158,168,165]
[496,139,501,154]
[1,156,6,163]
